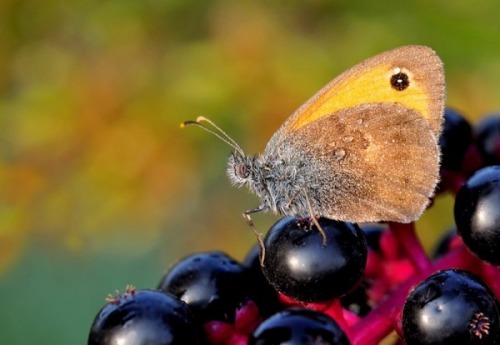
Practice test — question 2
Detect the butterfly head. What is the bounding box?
[181,116,257,188]
[227,151,256,188]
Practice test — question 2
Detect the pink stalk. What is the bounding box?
[321,299,354,342]
[389,222,432,273]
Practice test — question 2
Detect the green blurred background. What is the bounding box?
[1,0,500,343]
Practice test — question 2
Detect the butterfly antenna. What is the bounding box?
[181,116,245,156]
[195,116,244,154]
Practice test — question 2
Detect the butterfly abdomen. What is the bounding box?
[258,144,331,217]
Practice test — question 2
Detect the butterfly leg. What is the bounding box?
[285,190,302,210]
[243,205,267,266]
[303,189,327,246]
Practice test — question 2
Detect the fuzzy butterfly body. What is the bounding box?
[226,45,445,223]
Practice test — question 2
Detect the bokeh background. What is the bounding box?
[1,1,500,343]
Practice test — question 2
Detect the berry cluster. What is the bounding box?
[88,109,500,344]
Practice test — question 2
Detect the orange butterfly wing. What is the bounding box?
[269,45,444,146]
[261,45,445,222]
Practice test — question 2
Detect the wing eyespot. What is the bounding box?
[390,70,410,91]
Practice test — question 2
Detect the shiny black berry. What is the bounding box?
[262,217,367,302]
[88,288,197,345]
[360,223,386,252]
[454,166,500,265]
[242,244,282,316]
[439,108,473,171]
[402,269,500,345]
[339,279,371,317]
[158,251,251,322]
[249,308,350,345]
[339,224,385,316]
[475,115,500,166]
[432,227,458,259]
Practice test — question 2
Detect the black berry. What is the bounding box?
[158,251,251,322]
[439,108,473,171]
[402,269,500,345]
[454,166,500,265]
[339,224,386,316]
[249,308,350,345]
[431,226,458,259]
[88,288,197,345]
[242,244,282,316]
[475,115,500,166]
[262,217,367,302]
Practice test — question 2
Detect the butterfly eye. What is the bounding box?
[390,70,410,91]
[235,163,250,179]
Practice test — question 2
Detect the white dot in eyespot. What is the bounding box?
[393,67,401,74]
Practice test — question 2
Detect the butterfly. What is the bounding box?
[184,45,445,229]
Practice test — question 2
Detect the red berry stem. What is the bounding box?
[321,298,354,342]
[389,222,432,273]
[350,245,470,345]
[228,333,248,345]
[461,144,483,176]
[203,321,233,344]
[440,169,466,195]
